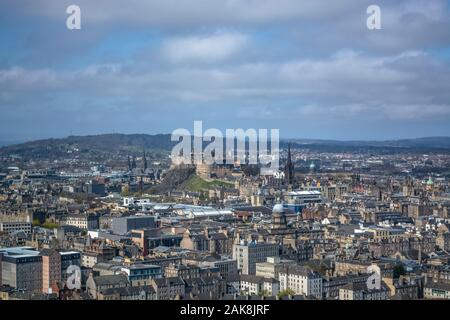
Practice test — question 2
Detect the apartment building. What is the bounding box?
[232,241,279,275]
[279,265,322,298]
[0,221,32,235]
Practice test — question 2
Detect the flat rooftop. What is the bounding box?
[0,246,40,257]
[285,190,322,196]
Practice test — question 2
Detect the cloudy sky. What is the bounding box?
[1,0,450,142]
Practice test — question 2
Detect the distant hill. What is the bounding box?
[285,136,450,149]
[0,140,23,147]
[283,137,450,153]
[376,137,450,149]
[0,134,175,159]
[1,134,450,160]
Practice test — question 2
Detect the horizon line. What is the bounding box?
[2,132,450,147]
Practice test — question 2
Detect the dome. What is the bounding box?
[273,204,284,213]
[309,162,316,169]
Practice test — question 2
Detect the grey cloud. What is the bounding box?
[2,49,449,120]
[1,0,450,140]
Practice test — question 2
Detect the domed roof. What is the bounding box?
[273,204,284,213]
[309,162,316,169]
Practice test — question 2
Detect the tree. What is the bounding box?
[32,219,42,227]
[278,288,295,298]
[41,220,59,229]
[259,289,270,297]
[393,264,406,279]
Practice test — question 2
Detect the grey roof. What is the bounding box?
[225,274,240,282]
[192,234,209,241]
[153,276,185,287]
[94,274,129,287]
[240,274,279,284]
[233,206,272,215]
[184,275,221,287]
[100,285,155,296]
[425,281,450,291]
[40,248,59,256]
[341,281,390,293]
[281,265,319,277]
[9,292,59,300]
[210,233,228,240]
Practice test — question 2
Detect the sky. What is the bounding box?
[1,0,450,142]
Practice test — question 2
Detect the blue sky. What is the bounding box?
[1,0,450,142]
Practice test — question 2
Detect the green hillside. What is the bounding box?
[183,175,234,192]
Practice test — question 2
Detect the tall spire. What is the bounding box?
[143,150,148,171]
[285,143,294,185]
[127,156,132,172]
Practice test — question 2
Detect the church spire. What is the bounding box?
[127,155,132,172]
[285,143,294,185]
[143,150,148,171]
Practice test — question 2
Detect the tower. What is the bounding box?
[143,150,148,171]
[284,143,294,185]
[272,204,287,230]
[127,156,132,172]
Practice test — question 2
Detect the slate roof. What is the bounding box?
[94,274,129,287]
[153,276,185,287]
[100,285,156,296]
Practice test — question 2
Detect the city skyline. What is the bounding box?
[3,0,450,307]
[3,130,450,150]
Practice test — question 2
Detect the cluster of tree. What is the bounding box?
[393,264,406,279]
[277,288,295,298]
[33,219,58,229]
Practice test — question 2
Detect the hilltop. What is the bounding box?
[2,134,450,161]
[0,134,174,160]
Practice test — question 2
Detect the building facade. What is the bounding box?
[279,266,322,298]
[232,242,279,275]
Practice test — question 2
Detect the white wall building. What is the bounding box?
[239,275,280,296]
[279,266,322,298]
[64,214,98,230]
